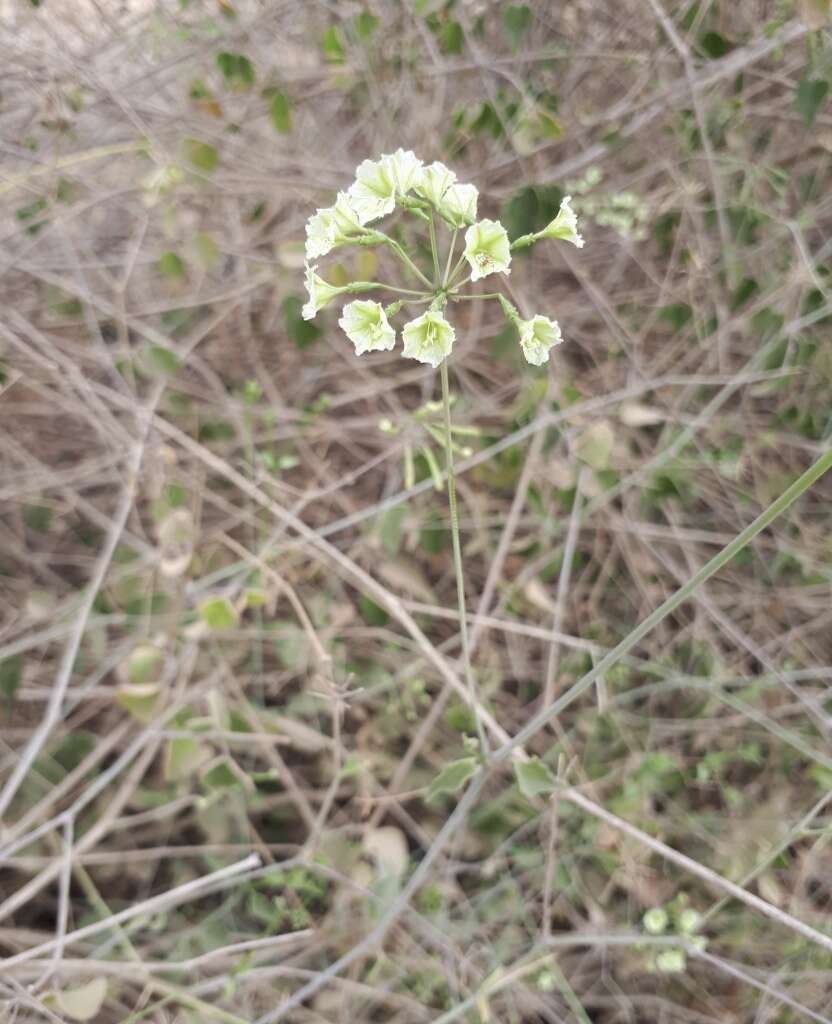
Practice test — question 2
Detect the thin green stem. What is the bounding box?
[443,228,458,287]
[446,250,469,289]
[494,444,832,762]
[367,282,431,297]
[372,230,433,289]
[440,360,490,756]
[451,292,502,301]
[428,212,441,285]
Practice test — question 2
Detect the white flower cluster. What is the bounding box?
[301,150,583,368]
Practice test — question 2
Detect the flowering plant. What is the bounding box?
[301,149,582,369]
[300,151,583,755]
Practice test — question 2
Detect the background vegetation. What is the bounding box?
[2,1,832,1021]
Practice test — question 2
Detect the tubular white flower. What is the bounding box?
[304,191,364,261]
[338,300,396,355]
[347,158,397,224]
[517,315,562,366]
[539,195,584,248]
[415,161,457,208]
[302,264,346,320]
[381,148,423,196]
[402,310,455,368]
[438,183,478,227]
[463,219,512,282]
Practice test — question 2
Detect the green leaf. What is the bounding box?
[202,758,239,789]
[158,251,186,281]
[198,596,239,630]
[354,11,379,39]
[216,51,255,87]
[24,504,52,532]
[514,757,558,798]
[658,302,692,332]
[283,295,322,349]
[378,505,406,556]
[576,421,614,471]
[192,231,219,269]
[269,90,292,133]
[501,184,564,240]
[182,137,219,173]
[165,736,207,781]
[244,587,268,608]
[49,979,107,1022]
[427,756,478,802]
[127,644,163,684]
[358,594,389,627]
[116,683,163,723]
[795,74,829,127]
[698,30,730,59]
[147,344,182,373]
[440,20,464,54]
[321,25,345,63]
[0,655,22,706]
[503,4,532,49]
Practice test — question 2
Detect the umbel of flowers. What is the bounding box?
[301,149,583,368]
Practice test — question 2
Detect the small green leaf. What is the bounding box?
[269,90,292,134]
[216,51,255,87]
[127,644,163,684]
[514,757,558,798]
[354,11,379,39]
[24,504,52,532]
[158,251,186,281]
[321,25,345,63]
[503,4,532,50]
[192,231,219,269]
[49,979,107,1022]
[198,596,239,630]
[378,505,405,556]
[358,594,389,627]
[658,302,692,331]
[0,655,23,706]
[795,74,829,127]
[147,344,182,373]
[698,30,730,59]
[182,137,219,173]
[440,20,464,54]
[427,756,478,802]
[283,295,322,349]
[202,758,239,789]
[116,683,163,723]
[165,736,206,781]
[576,421,614,471]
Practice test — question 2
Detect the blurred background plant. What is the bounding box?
[1,1,832,1022]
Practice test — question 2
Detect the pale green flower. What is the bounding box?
[305,192,364,260]
[540,195,584,248]
[338,300,396,355]
[438,183,478,227]
[643,907,668,935]
[464,218,511,282]
[347,158,397,224]
[655,950,686,974]
[302,264,346,320]
[402,310,455,368]
[517,315,562,366]
[415,161,456,208]
[381,148,423,195]
[677,909,702,935]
